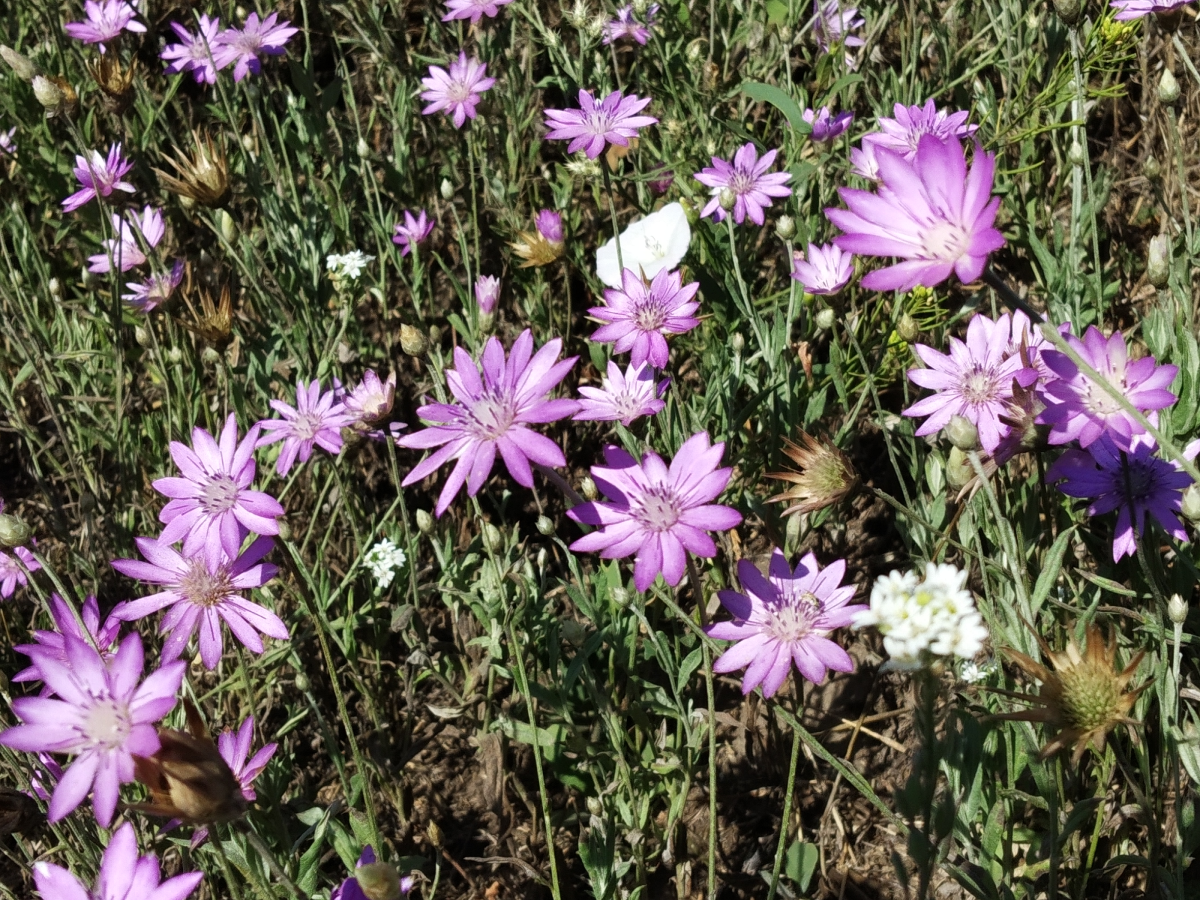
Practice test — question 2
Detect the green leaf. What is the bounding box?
[1031,526,1073,618]
[766,0,789,26]
[498,717,567,748]
[783,841,819,891]
[739,81,808,135]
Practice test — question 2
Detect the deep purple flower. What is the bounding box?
[62,143,135,212]
[1109,0,1193,18]
[396,330,579,516]
[544,89,658,160]
[332,848,415,900]
[865,100,979,160]
[392,209,435,256]
[826,135,1004,291]
[161,15,224,85]
[0,632,184,825]
[708,550,866,695]
[13,594,121,692]
[212,13,298,82]
[695,143,793,225]
[589,267,701,369]
[812,0,865,68]
[0,546,39,600]
[256,379,353,476]
[123,260,184,313]
[603,4,659,44]
[475,275,501,314]
[442,0,514,23]
[64,0,145,53]
[790,242,853,294]
[153,413,285,569]
[536,209,564,243]
[803,107,854,142]
[568,432,742,591]
[574,361,667,426]
[420,52,496,129]
[87,206,165,274]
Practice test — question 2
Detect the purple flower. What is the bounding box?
[568,432,742,591]
[87,205,165,274]
[826,135,1004,291]
[1037,326,1178,449]
[812,0,865,68]
[442,0,514,23]
[161,15,225,85]
[123,259,184,313]
[708,550,865,695]
[695,143,792,226]
[0,546,39,600]
[1109,0,1193,18]
[589,267,701,369]
[574,361,667,426]
[14,594,121,692]
[0,632,185,825]
[803,107,854,142]
[0,127,16,157]
[62,143,135,212]
[544,89,658,160]
[904,312,1038,454]
[475,275,501,314]
[603,4,659,44]
[33,821,202,900]
[849,138,880,180]
[64,0,145,53]
[536,209,564,243]
[255,379,353,476]
[212,13,298,82]
[790,242,853,294]
[1046,435,1197,561]
[865,99,978,160]
[153,413,285,569]
[396,330,579,516]
[342,370,396,431]
[393,209,435,256]
[183,715,278,847]
[420,52,495,129]
[333,848,415,900]
[111,535,285,670]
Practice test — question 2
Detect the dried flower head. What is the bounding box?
[86,54,137,113]
[180,274,235,348]
[155,130,230,207]
[767,430,860,515]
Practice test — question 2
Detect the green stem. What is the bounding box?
[210,828,247,900]
[1068,27,1105,321]
[766,710,804,900]
[601,162,625,274]
[686,554,718,899]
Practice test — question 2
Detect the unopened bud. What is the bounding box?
[32,74,75,116]
[717,187,736,212]
[48,278,61,299]
[536,515,554,536]
[416,509,434,533]
[611,585,631,607]
[1182,484,1200,523]
[356,862,403,900]
[774,215,796,241]
[814,308,835,331]
[730,332,745,355]
[897,313,920,343]
[276,518,292,541]
[134,325,152,347]
[440,178,454,200]
[945,414,979,451]
[946,447,973,492]
[580,476,598,500]
[1148,234,1171,288]
[1143,156,1162,181]
[294,671,310,691]
[686,39,705,63]
[0,514,32,548]
[426,821,444,849]
[1067,140,1086,168]
[399,324,428,357]
[0,45,38,81]
[1051,0,1082,25]
[356,137,370,158]
[215,208,237,244]
[482,522,503,552]
[586,796,603,817]
[1159,68,1180,105]
[165,346,184,364]
[201,346,221,367]
[586,13,607,38]
[81,265,99,291]
[1169,593,1188,625]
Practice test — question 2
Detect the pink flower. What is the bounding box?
[1109,0,1193,18]
[568,432,742,592]
[0,546,39,600]
[342,370,397,431]
[396,330,579,516]
[212,12,298,81]
[162,15,225,84]
[708,550,866,695]
[589,267,701,369]
[849,138,881,180]
[544,89,658,160]
[64,0,145,53]
[790,242,853,294]
[123,259,184,313]
[13,594,121,693]
[536,209,564,243]
[441,0,514,23]
[695,143,792,225]
[475,275,501,314]
[811,0,864,68]
[603,4,659,44]
[0,127,16,157]
[87,205,165,273]
[184,715,278,847]
[865,99,978,160]
[256,379,353,476]
[803,107,854,142]
[420,52,496,129]
[574,361,667,426]
[62,143,135,212]
[0,632,185,825]
[393,209,435,256]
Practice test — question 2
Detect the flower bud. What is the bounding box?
[416,509,434,533]
[946,447,974,492]
[536,515,554,536]
[1143,155,1162,181]
[201,346,221,367]
[1052,0,1082,26]
[440,178,454,200]
[611,585,631,607]
[399,324,428,357]
[1159,68,1180,105]
[0,514,31,548]
[1169,593,1188,625]
[586,13,607,38]
[814,308,835,331]
[294,671,310,691]
[897,313,920,343]
[1181,484,1200,523]
[730,332,745,355]
[1067,140,1086,168]
[586,796,603,817]
[686,39,705,63]
[166,346,184,364]
[0,45,38,81]
[215,208,238,244]
[276,518,292,541]
[356,136,370,158]
[580,476,598,500]
[774,215,796,241]
[717,187,737,212]
[48,278,61,299]
[945,414,979,451]
[81,265,100,291]
[1148,234,1170,288]
[134,325,152,348]
[475,274,500,315]
[356,862,403,900]
[426,821,444,849]
[32,75,76,117]
[482,522,503,552]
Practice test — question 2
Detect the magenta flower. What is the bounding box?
[865,100,978,160]
[0,127,16,156]
[213,13,298,81]
[1109,0,1193,18]
[256,379,353,476]
[64,0,145,53]
[695,143,792,225]
[420,52,495,129]
[35,822,201,900]
[87,206,165,274]
[826,135,1004,291]
[0,546,39,600]
[790,242,853,294]
[812,0,865,67]
[342,370,396,429]
[162,15,225,84]
[14,594,121,693]
[182,715,277,847]
[803,107,854,142]
[1047,435,1197,561]
[0,632,185,825]
[442,0,514,23]
[62,143,135,213]
[536,209,564,243]
[603,4,659,44]
[475,275,501,314]
[574,361,667,426]
[544,89,658,160]
[123,259,184,313]
[568,432,742,591]
[589,267,701,369]
[849,138,880,180]
[154,413,285,568]
[396,330,579,516]
[393,209,435,256]
[707,550,866,696]
[1037,326,1178,449]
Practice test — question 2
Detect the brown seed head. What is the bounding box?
[155,131,230,207]
[87,55,137,115]
[32,75,77,118]
[510,231,565,268]
[766,430,860,516]
[178,266,235,349]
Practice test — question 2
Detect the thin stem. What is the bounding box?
[686,554,718,899]
[210,829,247,900]
[1068,27,1105,321]
[601,162,625,274]
[981,267,1043,322]
[1166,105,1194,252]
[766,709,804,900]
[237,823,306,900]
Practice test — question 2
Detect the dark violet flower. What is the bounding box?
[812,0,865,68]
[589,267,701,369]
[123,260,184,313]
[256,379,353,476]
[1037,326,1178,449]
[708,549,866,695]
[790,242,853,294]
[866,99,978,160]
[826,135,1004,291]
[475,275,500,314]
[1046,435,1197,561]
[212,13,298,82]
[161,15,225,85]
[13,594,121,692]
[393,209,435,256]
[396,330,579,516]
[154,413,285,568]
[0,546,39,600]
[695,142,792,226]
[1109,0,1194,18]
[64,0,145,53]
[420,52,496,129]
[803,107,854,142]
[574,360,667,426]
[568,432,742,592]
[87,205,165,274]
[0,632,185,825]
[442,0,514,23]
[62,143,135,212]
[603,4,659,44]
[544,89,658,160]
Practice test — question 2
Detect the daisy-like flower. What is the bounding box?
[708,550,866,696]
[161,15,224,84]
[62,143,135,212]
[589,267,701,369]
[13,594,121,693]
[826,135,1004,291]
[342,370,396,432]
[475,275,501,314]
[0,546,39,600]
[363,539,407,592]
[1037,325,1178,449]
[32,821,202,900]
[333,848,415,900]
[154,413,285,568]
[392,209,435,256]
[442,0,514,23]
[803,107,854,142]
[544,89,658,160]
[123,259,184,313]
[87,205,165,274]
[866,99,978,160]
[568,432,743,592]
[396,330,579,516]
[180,713,276,848]
[64,0,145,53]
[0,632,185,825]
[1109,0,1194,19]
[420,52,496,129]
[695,143,793,226]
[791,242,853,294]
[811,0,865,68]
[212,13,298,82]
[603,4,660,44]
[1046,434,1196,561]
[256,379,353,477]
[595,202,691,288]
[904,312,1038,454]
[326,250,375,282]
[574,361,667,426]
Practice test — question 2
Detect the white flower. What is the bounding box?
[326,250,376,281]
[958,658,996,684]
[595,202,691,288]
[363,538,407,591]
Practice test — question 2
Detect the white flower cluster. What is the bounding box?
[854,563,988,669]
[363,538,406,592]
[326,250,375,282]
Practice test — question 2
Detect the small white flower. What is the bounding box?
[959,657,996,684]
[326,250,376,281]
[363,538,407,592]
[595,202,691,288]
